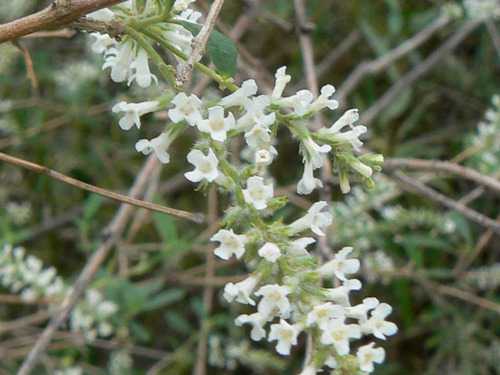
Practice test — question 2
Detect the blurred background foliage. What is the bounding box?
[0,0,499,374]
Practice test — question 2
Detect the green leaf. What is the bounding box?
[152,195,178,243]
[165,310,192,335]
[177,21,238,77]
[141,289,186,312]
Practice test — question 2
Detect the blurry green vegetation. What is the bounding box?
[0,0,499,374]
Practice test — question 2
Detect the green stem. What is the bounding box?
[124,25,176,88]
[132,0,174,26]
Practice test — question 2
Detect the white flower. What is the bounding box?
[286,237,315,258]
[219,79,258,107]
[320,318,361,355]
[324,279,362,307]
[135,131,173,164]
[255,149,273,166]
[255,284,292,319]
[362,303,398,339]
[278,90,314,116]
[168,93,203,126]
[211,229,248,260]
[297,160,323,195]
[332,125,367,151]
[243,176,274,210]
[271,66,291,98]
[184,148,220,182]
[97,301,118,316]
[316,247,360,281]
[349,158,373,178]
[309,85,339,112]
[328,109,359,133]
[258,242,281,262]
[237,95,276,131]
[357,343,385,373]
[306,302,344,329]
[302,137,331,170]
[112,100,159,130]
[245,123,271,149]
[223,275,259,305]
[90,33,115,54]
[289,201,333,236]
[128,49,157,88]
[235,312,267,341]
[102,40,135,83]
[196,106,235,142]
[268,319,299,355]
[325,356,338,369]
[345,297,379,322]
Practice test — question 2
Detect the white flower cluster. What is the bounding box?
[0,244,118,340]
[216,240,397,372]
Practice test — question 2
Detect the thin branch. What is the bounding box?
[0,311,51,335]
[360,20,481,124]
[193,186,218,375]
[335,15,450,105]
[384,158,500,193]
[0,151,204,224]
[176,0,226,86]
[387,170,500,235]
[0,0,125,44]
[17,154,158,375]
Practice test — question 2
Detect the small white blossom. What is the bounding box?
[112,100,159,130]
[325,356,338,369]
[345,297,379,322]
[309,84,339,112]
[316,247,360,281]
[278,89,314,116]
[324,279,363,307]
[271,66,291,98]
[255,284,292,319]
[135,131,173,164]
[258,242,281,262]
[196,106,235,142]
[268,319,299,355]
[219,79,258,107]
[286,237,315,258]
[306,302,344,329]
[223,275,259,305]
[245,123,271,149]
[302,137,331,170]
[243,176,274,210]
[297,160,323,195]
[255,149,273,166]
[128,48,157,88]
[168,93,203,126]
[237,95,276,131]
[328,109,359,133]
[184,148,220,182]
[90,33,115,54]
[235,312,268,341]
[102,40,135,83]
[320,318,361,355]
[357,343,385,373]
[211,229,248,260]
[362,303,398,339]
[289,201,333,236]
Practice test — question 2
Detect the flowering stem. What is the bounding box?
[124,25,176,88]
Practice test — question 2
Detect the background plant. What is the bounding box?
[0,0,499,374]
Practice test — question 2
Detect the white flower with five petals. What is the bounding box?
[168,93,203,126]
[196,106,235,142]
[320,318,361,355]
[211,229,248,260]
[268,319,300,355]
[258,242,281,262]
[243,176,274,210]
[316,246,360,281]
[255,284,292,319]
[361,303,398,340]
[112,100,159,130]
[184,148,219,182]
[289,201,333,236]
[357,343,385,373]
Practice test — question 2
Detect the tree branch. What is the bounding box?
[0,0,125,44]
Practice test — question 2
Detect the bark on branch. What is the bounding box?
[0,0,125,44]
